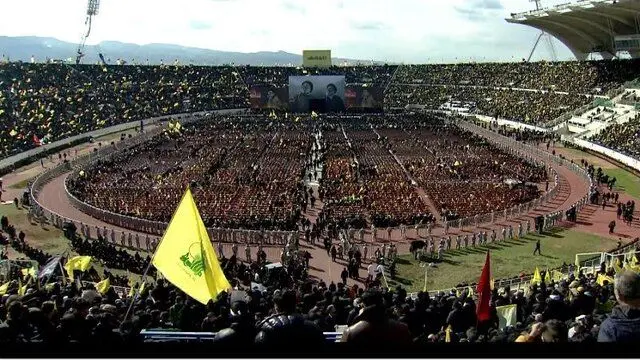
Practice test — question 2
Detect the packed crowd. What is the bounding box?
[67,114,546,232]
[67,116,311,231]
[3,226,640,347]
[393,60,640,94]
[590,113,640,160]
[384,84,593,125]
[4,60,639,161]
[0,63,249,158]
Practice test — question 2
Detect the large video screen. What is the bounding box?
[289,76,346,113]
[345,86,384,112]
[249,85,289,110]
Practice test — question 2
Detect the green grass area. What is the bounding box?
[9,177,36,190]
[390,228,618,292]
[606,168,640,199]
[1,204,144,284]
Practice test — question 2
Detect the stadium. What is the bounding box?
[1,0,640,353]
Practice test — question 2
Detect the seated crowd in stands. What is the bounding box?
[67,116,311,231]
[3,59,640,161]
[590,113,640,160]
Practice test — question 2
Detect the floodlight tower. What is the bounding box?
[526,0,558,62]
[76,0,100,64]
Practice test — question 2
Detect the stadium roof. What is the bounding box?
[507,0,640,60]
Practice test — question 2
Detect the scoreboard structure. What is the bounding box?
[302,50,332,68]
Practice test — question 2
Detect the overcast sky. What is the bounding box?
[0,0,577,63]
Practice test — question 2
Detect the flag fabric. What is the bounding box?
[64,256,92,280]
[544,269,551,284]
[96,278,110,294]
[21,268,36,280]
[128,284,136,298]
[139,281,147,295]
[0,282,9,295]
[39,256,62,280]
[476,251,492,322]
[467,286,474,298]
[551,270,565,282]
[496,304,518,330]
[531,267,542,285]
[445,325,452,343]
[596,274,614,286]
[152,188,231,305]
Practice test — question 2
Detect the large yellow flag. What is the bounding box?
[531,267,542,285]
[496,304,518,330]
[596,273,614,286]
[152,188,230,305]
[64,256,92,280]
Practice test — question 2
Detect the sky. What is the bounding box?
[0,0,577,63]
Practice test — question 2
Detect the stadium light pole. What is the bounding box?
[75,0,100,64]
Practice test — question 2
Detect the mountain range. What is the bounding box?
[0,36,385,66]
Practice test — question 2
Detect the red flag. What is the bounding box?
[476,250,491,322]
[33,134,42,146]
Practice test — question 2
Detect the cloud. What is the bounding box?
[454,0,504,22]
[282,1,306,14]
[0,0,575,63]
[350,21,387,31]
[189,20,212,31]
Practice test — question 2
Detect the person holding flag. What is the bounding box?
[137,187,230,309]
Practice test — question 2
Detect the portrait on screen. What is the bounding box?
[249,85,289,110]
[289,76,346,113]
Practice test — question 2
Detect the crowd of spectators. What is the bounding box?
[3,229,640,347]
[5,60,639,162]
[393,60,640,94]
[590,113,640,160]
[0,63,249,158]
[67,115,310,231]
[68,113,546,232]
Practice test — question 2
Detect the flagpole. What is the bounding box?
[121,190,189,323]
[122,259,153,323]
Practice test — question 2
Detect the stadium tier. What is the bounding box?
[3,60,640,160]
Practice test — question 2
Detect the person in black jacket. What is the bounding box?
[598,270,640,342]
[254,289,325,347]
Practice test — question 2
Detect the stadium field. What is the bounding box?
[389,227,619,292]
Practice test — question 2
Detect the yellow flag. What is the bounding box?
[551,270,565,282]
[128,283,136,298]
[96,278,110,294]
[612,258,623,274]
[445,325,452,343]
[18,277,30,296]
[596,274,614,286]
[0,282,9,295]
[152,188,230,305]
[496,304,517,330]
[544,269,551,284]
[139,281,147,295]
[21,268,36,280]
[531,267,542,285]
[64,256,92,280]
